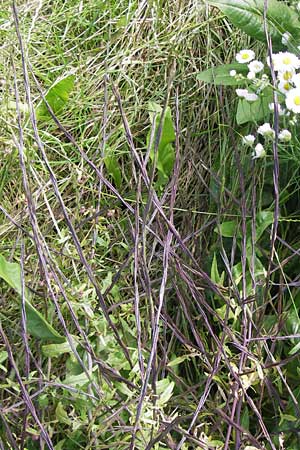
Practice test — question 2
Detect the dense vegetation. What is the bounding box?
[1,1,300,449]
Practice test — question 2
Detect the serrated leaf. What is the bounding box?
[36,75,75,120]
[208,0,300,50]
[0,254,64,342]
[197,63,248,86]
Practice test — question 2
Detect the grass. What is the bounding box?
[2,0,300,449]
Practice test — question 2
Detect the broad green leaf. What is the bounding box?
[25,302,65,342]
[255,210,274,241]
[208,0,300,50]
[214,221,236,237]
[55,402,71,425]
[64,366,97,387]
[103,146,122,188]
[0,254,64,342]
[197,63,248,86]
[148,102,175,184]
[42,339,76,358]
[36,75,75,120]
[156,379,175,406]
[236,89,273,125]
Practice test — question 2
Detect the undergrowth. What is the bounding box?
[1,1,300,449]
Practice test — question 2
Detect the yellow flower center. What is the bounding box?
[283,56,292,65]
[283,71,293,80]
[242,53,249,60]
[294,96,300,106]
[284,82,291,91]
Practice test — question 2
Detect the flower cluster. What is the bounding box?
[231,48,298,159]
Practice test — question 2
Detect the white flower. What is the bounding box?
[236,49,255,64]
[269,52,300,71]
[292,73,300,87]
[286,87,300,113]
[248,60,264,73]
[252,143,266,159]
[278,80,293,94]
[282,32,291,46]
[268,102,285,116]
[278,129,292,142]
[230,69,237,77]
[258,123,275,139]
[242,135,255,146]
[244,447,260,450]
[244,92,259,102]
[247,71,256,80]
[297,2,300,12]
[235,88,249,98]
[277,69,295,82]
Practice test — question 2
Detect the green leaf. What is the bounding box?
[42,339,76,358]
[208,0,300,50]
[236,89,273,125]
[0,254,64,342]
[289,340,300,356]
[167,354,196,368]
[148,102,175,184]
[214,221,236,237]
[156,379,175,406]
[55,402,72,425]
[25,302,65,343]
[197,63,248,86]
[103,146,122,188]
[36,74,75,120]
[255,210,274,241]
[64,367,96,387]
[211,253,220,284]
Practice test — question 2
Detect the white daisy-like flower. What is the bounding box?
[286,87,300,113]
[278,129,292,142]
[278,80,293,94]
[235,88,249,98]
[247,71,256,80]
[242,135,255,146]
[268,102,285,116]
[269,52,300,72]
[292,73,300,88]
[236,49,255,64]
[230,69,237,77]
[277,69,295,82]
[258,123,275,139]
[252,143,266,159]
[244,92,259,102]
[282,32,291,46]
[248,60,264,74]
